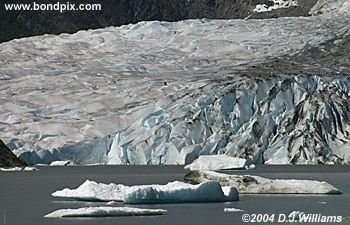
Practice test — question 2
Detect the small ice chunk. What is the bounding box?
[44,206,167,218]
[224,208,244,213]
[184,155,251,171]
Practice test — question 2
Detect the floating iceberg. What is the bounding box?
[184,155,252,171]
[52,180,238,203]
[52,180,126,201]
[184,171,342,194]
[0,167,38,172]
[124,181,238,204]
[49,160,73,166]
[44,206,167,218]
[224,208,244,213]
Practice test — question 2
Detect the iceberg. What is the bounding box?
[224,208,244,213]
[184,155,251,171]
[52,180,126,201]
[184,171,342,194]
[0,167,38,172]
[124,181,238,204]
[52,180,238,203]
[44,206,167,218]
[49,160,73,166]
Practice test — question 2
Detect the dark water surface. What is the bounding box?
[1,165,350,225]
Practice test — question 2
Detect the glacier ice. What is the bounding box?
[184,170,342,194]
[108,76,350,165]
[44,206,167,218]
[0,0,349,166]
[123,181,238,203]
[184,155,252,170]
[52,180,239,203]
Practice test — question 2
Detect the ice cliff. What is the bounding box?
[107,76,350,165]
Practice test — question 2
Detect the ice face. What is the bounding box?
[52,180,239,203]
[108,76,350,165]
[124,181,238,203]
[184,171,342,194]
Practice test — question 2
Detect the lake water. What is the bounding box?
[1,165,350,225]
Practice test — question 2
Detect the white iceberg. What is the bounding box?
[49,160,73,166]
[44,206,167,218]
[0,167,38,172]
[184,155,251,171]
[124,181,238,204]
[184,171,342,194]
[52,180,126,201]
[52,180,238,203]
[224,208,244,213]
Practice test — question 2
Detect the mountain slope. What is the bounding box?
[0,139,27,167]
[0,0,318,43]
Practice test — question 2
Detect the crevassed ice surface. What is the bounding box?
[1,0,350,165]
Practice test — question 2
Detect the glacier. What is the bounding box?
[0,0,350,165]
[184,170,342,194]
[52,180,239,203]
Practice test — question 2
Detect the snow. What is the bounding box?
[52,180,239,203]
[0,167,38,172]
[224,208,244,213]
[1,2,350,166]
[184,155,251,171]
[310,0,350,15]
[44,206,167,218]
[184,171,342,194]
[254,0,298,13]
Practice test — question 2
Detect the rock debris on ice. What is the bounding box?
[184,171,342,194]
